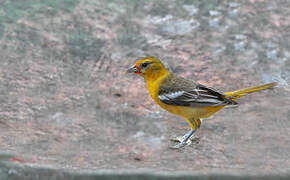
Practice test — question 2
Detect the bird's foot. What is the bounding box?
[170,141,188,149]
[170,129,199,149]
[170,136,199,149]
[170,135,188,143]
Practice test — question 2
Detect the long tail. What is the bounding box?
[224,82,277,100]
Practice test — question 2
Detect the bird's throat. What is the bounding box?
[145,70,171,102]
[143,68,170,83]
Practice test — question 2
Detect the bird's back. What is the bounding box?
[146,74,235,119]
[158,74,237,107]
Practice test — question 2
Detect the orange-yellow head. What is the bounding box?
[127,57,170,81]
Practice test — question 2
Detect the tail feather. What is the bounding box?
[224,82,277,100]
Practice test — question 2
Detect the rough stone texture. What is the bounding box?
[0,162,290,180]
[0,0,289,175]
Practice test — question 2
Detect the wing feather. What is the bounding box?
[158,75,237,107]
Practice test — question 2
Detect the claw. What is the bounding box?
[170,137,200,149]
[170,141,187,149]
[170,129,197,149]
[170,136,184,142]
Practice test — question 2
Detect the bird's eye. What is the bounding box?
[141,62,150,68]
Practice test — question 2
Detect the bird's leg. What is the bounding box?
[170,129,196,149]
[170,118,201,149]
[170,129,195,142]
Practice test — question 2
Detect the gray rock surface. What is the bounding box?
[0,0,289,175]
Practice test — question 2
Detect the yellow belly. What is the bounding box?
[157,100,224,119]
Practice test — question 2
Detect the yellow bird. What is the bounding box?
[127,57,277,148]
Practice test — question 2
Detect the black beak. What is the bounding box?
[126,65,140,74]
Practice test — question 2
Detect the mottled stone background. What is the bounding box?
[0,0,289,175]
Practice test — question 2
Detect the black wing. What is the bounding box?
[158,77,237,107]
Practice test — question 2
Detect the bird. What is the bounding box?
[127,57,277,149]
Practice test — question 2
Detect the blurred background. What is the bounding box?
[0,0,289,175]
